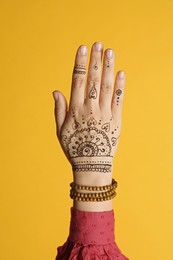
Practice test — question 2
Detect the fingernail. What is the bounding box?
[52,91,59,101]
[118,71,125,79]
[94,42,103,51]
[106,49,113,58]
[80,45,87,56]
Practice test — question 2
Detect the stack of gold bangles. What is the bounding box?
[70,179,117,202]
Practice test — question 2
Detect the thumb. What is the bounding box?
[52,91,67,138]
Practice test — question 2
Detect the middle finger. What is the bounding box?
[85,42,103,105]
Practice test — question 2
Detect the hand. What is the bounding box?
[53,42,126,185]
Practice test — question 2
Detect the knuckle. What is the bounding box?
[55,104,65,117]
[56,109,64,116]
[101,83,112,93]
[72,77,85,87]
[87,77,100,85]
[112,97,117,105]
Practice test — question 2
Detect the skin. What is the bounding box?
[53,42,126,212]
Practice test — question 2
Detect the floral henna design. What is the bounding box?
[61,115,120,173]
[67,127,111,157]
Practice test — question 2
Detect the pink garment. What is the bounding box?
[56,207,129,260]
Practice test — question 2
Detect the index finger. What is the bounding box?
[69,45,88,109]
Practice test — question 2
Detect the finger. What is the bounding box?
[85,42,103,104]
[111,71,126,123]
[69,45,88,108]
[53,91,68,138]
[99,49,115,111]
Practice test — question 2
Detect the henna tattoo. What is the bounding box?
[82,115,85,125]
[72,159,112,173]
[73,70,86,75]
[93,62,98,70]
[111,137,117,146]
[111,128,117,135]
[72,109,75,118]
[72,121,81,130]
[72,163,112,172]
[87,117,97,126]
[111,135,120,146]
[62,135,68,143]
[89,84,97,99]
[101,123,110,132]
[62,116,120,173]
[73,160,112,165]
[98,119,102,125]
[116,89,122,105]
[107,60,110,68]
[73,64,86,75]
[71,109,81,130]
[65,128,70,134]
[116,89,122,96]
[66,127,111,158]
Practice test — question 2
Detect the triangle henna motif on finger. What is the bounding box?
[89,85,97,99]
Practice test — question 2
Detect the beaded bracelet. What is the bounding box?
[70,187,115,197]
[70,190,117,202]
[70,178,117,192]
[70,178,117,202]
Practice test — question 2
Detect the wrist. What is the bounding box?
[71,158,115,212]
[71,156,113,175]
[73,171,112,186]
[72,171,115,212]
[72,156,114,186]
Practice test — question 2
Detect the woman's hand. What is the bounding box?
[53,42,126,210]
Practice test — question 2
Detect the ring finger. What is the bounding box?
[99,49,115,112]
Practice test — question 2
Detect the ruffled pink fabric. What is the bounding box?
[56,208,128,260]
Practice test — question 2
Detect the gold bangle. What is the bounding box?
[70,178,117,192]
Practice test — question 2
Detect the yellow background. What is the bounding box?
[0,0,173,259]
